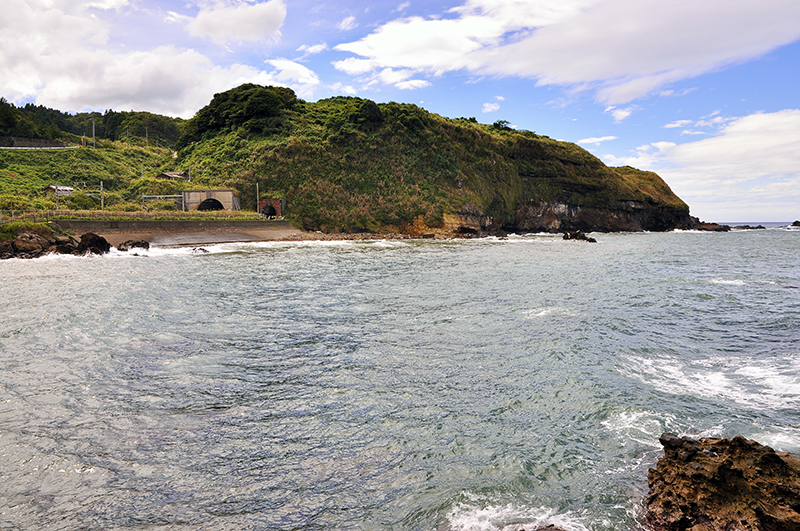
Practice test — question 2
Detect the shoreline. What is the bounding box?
[49,219,798,249]
[85,227,421,247]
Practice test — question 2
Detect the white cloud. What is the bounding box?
[330,82,357,95]
[297,43,328,56]
[664,120,692,129]
[333,0,800,103]
[482,102,500,113]
[396,79,430,90]
[337,15,358,31]
[186,0,286,44]
[605,105,635,122]
[86,0,129,9]
[262,59,320,98]
[666,110,800,186]
[0,0,302,117]
[606,110,800,221]
[578,135,617,145]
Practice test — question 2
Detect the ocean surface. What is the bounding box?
[1,225,799,531]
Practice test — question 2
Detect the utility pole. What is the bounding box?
[92,116,96,149]
[256,182,259,213]
[145,127,148,146]
[100,181,104,211]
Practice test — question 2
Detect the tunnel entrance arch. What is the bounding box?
[197,198,224,211]
[258,198,286,217]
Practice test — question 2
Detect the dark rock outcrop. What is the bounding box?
[693,222,730,232]
[117,239,150,252]
[0,231,73,259]
[1,231,111,259]
[511,200,694,233]
[76,232,111,255]
[563,230,597,242]
[732,225,766,230]
[792,220,800,227]
[645,433,800,531]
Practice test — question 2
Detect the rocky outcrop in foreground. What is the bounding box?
[0,232,111,259]
[646,433,800,531]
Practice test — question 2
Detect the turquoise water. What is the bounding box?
[1,227,799,530]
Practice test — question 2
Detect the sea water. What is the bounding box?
[1,226,798,530]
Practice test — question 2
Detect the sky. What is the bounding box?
[2,0,800,222]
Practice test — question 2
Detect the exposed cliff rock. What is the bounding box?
[645,433,800,531]
[510,200,693,233]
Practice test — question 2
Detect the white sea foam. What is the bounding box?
[749,425,800,453]
[620,352,800,410]
[710,278,747,286]
[601,410,675,447]
[522,307,575,319]
[446,494,589,531]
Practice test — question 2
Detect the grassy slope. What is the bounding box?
[0,87,688,232]
[176,96,688,231]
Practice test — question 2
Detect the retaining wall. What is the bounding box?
[51,219,294,232]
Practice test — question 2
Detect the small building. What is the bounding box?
[156,171,191,181]
[44,185,75,197]
[258,198,286,217]
[182,190,239,211]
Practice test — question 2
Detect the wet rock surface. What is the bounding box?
[0,231,111,259]
[645,433,800,531]
[116,239,150,252]
[732,225,766,230]
[563,230,597,242]
[76,232,111,255]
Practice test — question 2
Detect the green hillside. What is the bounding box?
[0,85,692,232]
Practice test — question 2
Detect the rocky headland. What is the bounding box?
[646,433,800,531]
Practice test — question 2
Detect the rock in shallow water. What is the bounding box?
[117,239,150,252]
[563,230,597,242]
[645,433,800,531]
[76,232,111,255]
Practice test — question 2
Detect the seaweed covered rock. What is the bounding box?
[645,433,800,531]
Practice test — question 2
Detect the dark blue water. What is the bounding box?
[1,227,798,530]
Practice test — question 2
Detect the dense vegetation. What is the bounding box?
[0,97,184,147]
[0,85,689,232]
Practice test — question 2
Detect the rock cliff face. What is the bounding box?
[510,200,694,233]
[645,433,800,531]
